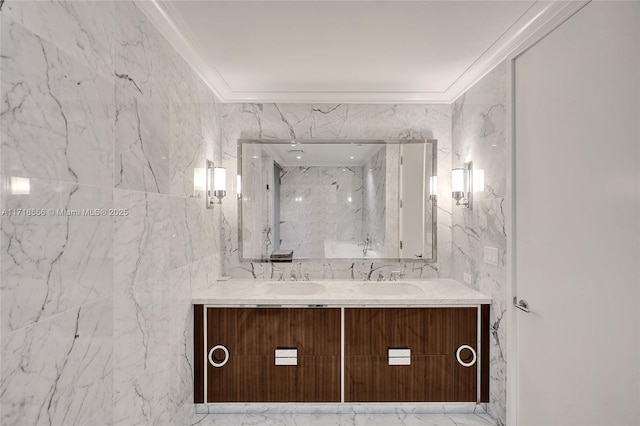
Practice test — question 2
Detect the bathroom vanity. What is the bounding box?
[193,279,490,405]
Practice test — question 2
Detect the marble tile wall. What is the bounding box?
[222,104,453,280]
[451,62,508,426]
[0,1,222,425]
[280,166,364,259]
[363,147,386,253]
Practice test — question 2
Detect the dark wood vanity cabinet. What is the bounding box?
[344,307,488,403]
[194,305,489,404]
[194,307,341,403]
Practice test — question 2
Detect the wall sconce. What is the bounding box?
[9,176,30,195]
[452,161,472,209]
[206,161,227,208]
[429,175,438,200]
[213,166,227,204]
[205,160,214,208]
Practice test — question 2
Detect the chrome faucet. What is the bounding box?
[290,270,297,281]
[303,272,310,281]
[377,271,385,282]
[358,234,372,256]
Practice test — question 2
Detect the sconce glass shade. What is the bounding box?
[429,176,438,197]
[452,168,465,192]
[9,176,30,195]
[213,167,227,192]
[213,167,227,204]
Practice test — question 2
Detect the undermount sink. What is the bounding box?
[261,282,326,296]
[355,282,423,296]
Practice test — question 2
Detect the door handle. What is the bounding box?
[513,297,530,313]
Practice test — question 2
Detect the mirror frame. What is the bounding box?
[237,139,438,263]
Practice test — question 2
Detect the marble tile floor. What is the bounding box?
[190,413,496,425]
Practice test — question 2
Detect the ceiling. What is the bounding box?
[139,1,578,104]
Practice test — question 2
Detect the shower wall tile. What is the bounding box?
[452,62,508,426]
[363,147,387,250]
[1,178,113,334]
[280,166,363,259]
[1,297,112,426]
[1,15,115,187]
[222,103,452,279]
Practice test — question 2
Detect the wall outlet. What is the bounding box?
[484,246,499,266]
[463,273,472,284]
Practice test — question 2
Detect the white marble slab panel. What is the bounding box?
[1,16,115,187]
[113,1,172,115]
[1,297,112,426]
[2,0,115,79]
[1,178,113,333]
[452,62,508,426]
[115,88,170,193]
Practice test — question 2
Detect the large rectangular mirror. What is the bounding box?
[238,139,437,262]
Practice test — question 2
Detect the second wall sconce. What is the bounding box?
[213,166,227,204]
[205,161,227,208]
[452,161,473,209]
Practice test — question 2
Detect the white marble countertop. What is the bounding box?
[192,278,491,306]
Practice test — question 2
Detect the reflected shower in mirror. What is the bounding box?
[238,140,437,262]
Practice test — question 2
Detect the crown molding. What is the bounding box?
[138,1,588,105]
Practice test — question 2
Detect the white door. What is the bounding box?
[514,2,639,425]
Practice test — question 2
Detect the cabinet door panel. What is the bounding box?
[207,355,340,402]
[344,309,385,355]
[235,308,290,355]
[345,308,453,356]
[295,356,341,402]
[233,308,341,356]
[345,356,453,402]
[206,352,239,403]
[206,307,236,353]
[452,307,478,402]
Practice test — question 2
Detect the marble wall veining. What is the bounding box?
[451,63,508,426]
[0,1,222,425]
[222,104,453,280]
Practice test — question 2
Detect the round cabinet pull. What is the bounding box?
[456,344,477,367]
[208,344,229,368]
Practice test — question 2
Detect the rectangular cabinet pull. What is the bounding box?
[388,348,411,365]
[275,348,298,366]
